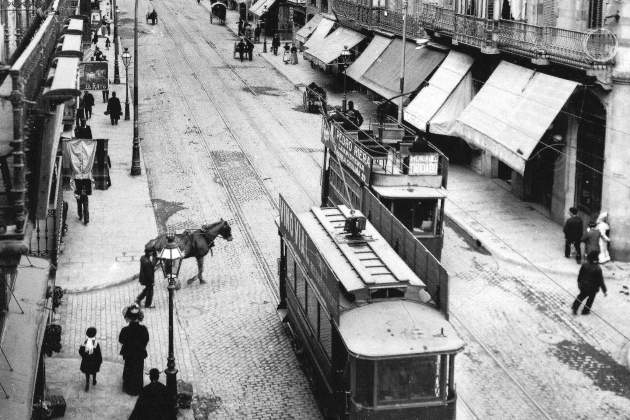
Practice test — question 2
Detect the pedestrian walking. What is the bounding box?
[106,92,122,125]
[105,37,111,49]
[75,97,87,127]
[246,39,254,61]
[596,211,611,263]
[135,250,155,308]
[92,30,99,45]
[237,38,245,62]
[571,251,607,315]
[290,43,298,64]
[82,90,95,120]
[119,305,149,396]
[237,18,243,35]
[107,21,111,36]
[102,86,109,103]
[74,178,91,225]
[79,327,103,392]
[129,368,169,420]
[74,119,93,139]
[282,42,290,64]
[272,33,280,55]
[563,206,583,263]
[581,221,600,256]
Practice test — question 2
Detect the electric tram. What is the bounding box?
[320,113,449,259]
[277,195,464,419]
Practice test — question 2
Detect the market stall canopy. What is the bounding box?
[56,33,83,58]
[359,39,446,101]
[303,26,365,66]
[42,56,81,102]
[404,50,474,136]
[346,34,392,82]
[296,14,323,44]
[454,61,578,175]
[250,0,275,16]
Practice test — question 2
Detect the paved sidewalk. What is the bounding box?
[55,31,157,294]
[47,5,194,419]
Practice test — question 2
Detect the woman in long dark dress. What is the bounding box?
[79,327,103,392]
[119,305,149,396]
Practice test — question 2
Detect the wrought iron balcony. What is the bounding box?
[332,0,617,70]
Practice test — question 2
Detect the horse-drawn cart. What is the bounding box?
[146,9,158,24]
[210,0,227,24]
[303,82,327,114]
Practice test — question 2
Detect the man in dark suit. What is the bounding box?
[135,250,155,308]
[129,368,169,420]
[563,207,583,263]
[106,92,122,125]
[83,90,95,119]
[572,251,607,315]
[581,221,600,257]
[74,178,91,225]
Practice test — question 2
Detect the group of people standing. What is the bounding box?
[78,251,169,418]
[282,42,298,65]
[563,207,611,315]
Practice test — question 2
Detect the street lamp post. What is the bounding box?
[398,0,408,124]
[157,231,184,420]
[121,48,131,120]
[262,6,267,53]
[131,0,141,175]
[340,46,351,112]
[113,2,120,84]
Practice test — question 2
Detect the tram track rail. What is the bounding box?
[144,5,564,419]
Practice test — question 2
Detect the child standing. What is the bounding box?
[79,327,103,391]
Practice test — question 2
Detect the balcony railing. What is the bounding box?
[332,1,617,69]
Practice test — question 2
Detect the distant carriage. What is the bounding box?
[210,0,227,24]
[146,9,158,25]
[303,82,327,114]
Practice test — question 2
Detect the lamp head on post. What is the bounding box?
[340,45,351,67]
[121,47,131,69]
[158,231,184,287]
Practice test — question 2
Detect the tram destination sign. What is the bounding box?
[279,196,340,322]
[322,117,372,185]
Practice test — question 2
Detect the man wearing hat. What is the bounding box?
[572,250,607,315]
[129,368,169,419]
[119,305,150,395]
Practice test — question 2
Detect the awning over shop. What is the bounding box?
[404,50,474,136]
[372,185,448,199]
[296,14,322,44]
[346,34,392,82]
[303,26,365,66]
[359,39,447,101]
[250,0,275,16]
[454,61,578,175]
[303,16,335,53]
[36,104,64,219]
[42,57,80,102]
[64,17,84,35]
[56,34,83,58]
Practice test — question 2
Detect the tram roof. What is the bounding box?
[298,205,425,293]
[339,300,465,357]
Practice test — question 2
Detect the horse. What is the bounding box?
[144,219,233,285]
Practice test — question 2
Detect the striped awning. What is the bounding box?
[296,14,322,44]
[250,0,275,16]
[346,34,392,82]
[454,61,579,174]
[303,26,365,66]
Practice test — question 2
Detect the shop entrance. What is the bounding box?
[575,93,605,218]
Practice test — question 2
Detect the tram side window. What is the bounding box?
[319,309,332,359]
[354,358,374,407]
[295,265,307,308]
[307,282,319,336]
[392,199,436,235]
[376,356,440,405]
[286,250,296,290]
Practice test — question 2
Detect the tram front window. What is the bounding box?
[376,356,439,405]
[391,200,436,236]
[354,358,374,406]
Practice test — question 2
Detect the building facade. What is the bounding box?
[319,0,630,259]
